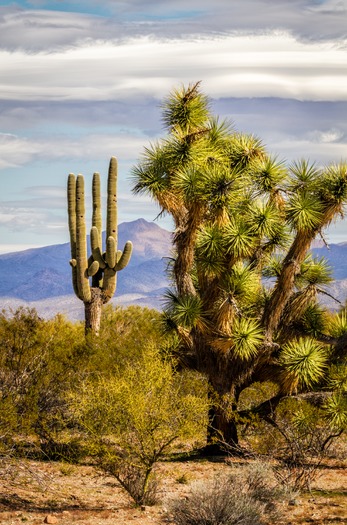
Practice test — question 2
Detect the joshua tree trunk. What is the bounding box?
[205,373,240,454]
[206,404,239,455]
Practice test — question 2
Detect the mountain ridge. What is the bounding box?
[1,218,347,319]
[0,219,172,300]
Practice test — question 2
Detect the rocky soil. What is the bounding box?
[0,455,346,525]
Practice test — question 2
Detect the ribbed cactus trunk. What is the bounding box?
[84,288,103,335]
[67,157,133,335]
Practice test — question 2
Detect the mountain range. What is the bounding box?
[0,218,346,320]
[0,219,173,320]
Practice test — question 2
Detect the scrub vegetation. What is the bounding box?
[1,83,346,524]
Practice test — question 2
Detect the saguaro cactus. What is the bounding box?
[67,156,132,335]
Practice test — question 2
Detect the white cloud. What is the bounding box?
[0,205,65,233]
[308,0,347,13]
[0,2,347,247]
[1,121,345,177]
[0,33,346,104]
[0,7,109,50]
[269,137,347,164]
[307,128,344,143]
[26,186,66,198]
[2,1,347,50]
[0,190,166,240]
[0,130,149,169]
[0,133,42,169]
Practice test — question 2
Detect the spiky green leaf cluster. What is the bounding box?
[297,256,333,287]
[230,317,264,360]
[286,193,323,232]
[247,200,283,239]
[224,220,256,259]
[161,81,211,134]
[323,393,347,430]
[222,262,260,306]
[299,304,327,337]
[163,290,205,330]
[252,156,287,194]
[327,310,347,338]
[279,338,330,392]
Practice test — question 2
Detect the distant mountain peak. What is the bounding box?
[119,218,171,233]
[117,218,173,263]
[0,218,173,304]
[0,218,347,317]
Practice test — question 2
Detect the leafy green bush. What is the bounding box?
[0,305,174,450]
[71,345,208,505]
[87,304,165,374]
[0,307,85,454]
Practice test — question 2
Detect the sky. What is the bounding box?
[0,0,347,253]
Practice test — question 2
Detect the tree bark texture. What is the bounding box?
[206,404,239,454]
[205,371,240,454]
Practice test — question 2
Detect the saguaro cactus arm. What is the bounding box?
[95,156,133,302]
[75,175,92,302]
[88,260,100,277]
[90,226,106,269]
[106,236,117,268]
[107,156,118,242]
[115,241,133,271]
[92,172,103,249]
[67,173,79,298]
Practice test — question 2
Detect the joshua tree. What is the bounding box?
[132,82,347,452]
[68,156,132,335]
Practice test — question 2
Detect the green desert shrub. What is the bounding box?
[0,307,85,454]
[0,304,205,464]
[84,304,165,374]
[70,345,208,505]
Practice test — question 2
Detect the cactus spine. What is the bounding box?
[67,156,132,334]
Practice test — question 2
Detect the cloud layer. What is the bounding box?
[1,33,346,103]
[0,1,346,250]
[3,1,347,46]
